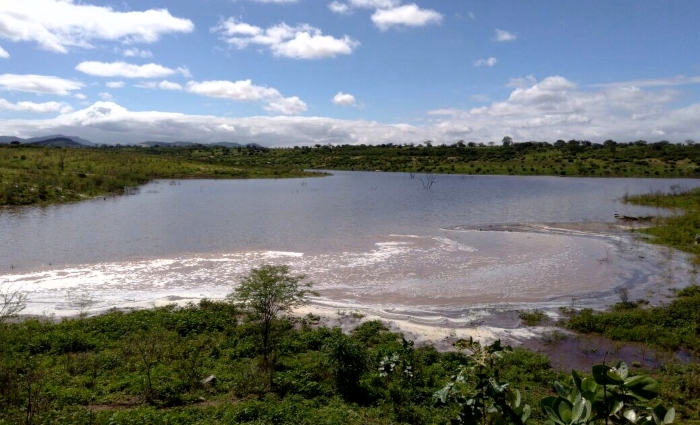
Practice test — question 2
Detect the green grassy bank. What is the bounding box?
[0,145,317,206]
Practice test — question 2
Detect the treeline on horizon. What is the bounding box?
[2,138,700,206]
[141,136,700,179]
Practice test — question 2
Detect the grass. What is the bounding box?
[624,186,700,263]
[0,301,571,424]
[0,145,319,206]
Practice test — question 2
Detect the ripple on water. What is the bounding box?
[3,228,692,320]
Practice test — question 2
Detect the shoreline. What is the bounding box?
[9,220,694,352]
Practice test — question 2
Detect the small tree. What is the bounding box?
[229,265,317,364]
[0,281,27,325]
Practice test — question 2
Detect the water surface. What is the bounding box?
[1,172,697,321]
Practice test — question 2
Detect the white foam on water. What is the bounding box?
[3,228,693,347]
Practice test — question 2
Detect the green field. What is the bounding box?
[3,140,700,207]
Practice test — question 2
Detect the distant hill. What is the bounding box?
[28,137,86,148]
[138,141,245,148]
[0,134,94,146]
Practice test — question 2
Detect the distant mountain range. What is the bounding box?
[137,141,263,149]
[0,134,94,147]
[0,135,264,149]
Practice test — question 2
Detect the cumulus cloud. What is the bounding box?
[474,57,497,67]
[106,81,125,89]
[328,1,351,14]
[186,79,306,115]
[332,92,356,106]
[426,75,697,142]
[212,18,359,59]
[350,0,401,8]
[137,80,183,91]
[122,48,154,58]
[74,93,87,100]
[3,76,699,146]
[0,101,423,145]
[371,4,443,31]
[0,45,8,58]
[0,0,194,53]
[264,97,307,115]
[0,98,72,114]
[75,61,188,79]
[494,29,516,42]
[0,1,193,54]
[99,92,113,101]
[0,74,84,95]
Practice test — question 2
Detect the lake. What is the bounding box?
[1,172,698,331]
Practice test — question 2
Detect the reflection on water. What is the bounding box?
[1,172,698,322]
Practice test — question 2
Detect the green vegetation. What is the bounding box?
[4,139,700,207]
[558,187,700,423]
[231,139,700,178]
[519,310,549,326]
[566,285,700,353]
[624,186,700,262]
[1,299,685,424]
[0,144,317,206]
[228,264,318,365]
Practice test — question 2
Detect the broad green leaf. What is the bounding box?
[625,376,660,401]
[557,399,574,423]
[592,364,623,385]
[544,406,566,425]
[571,396,584,422]
[611,400,624,416]
[554,381,569,398]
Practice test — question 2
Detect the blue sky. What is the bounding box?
[0,0,699,146]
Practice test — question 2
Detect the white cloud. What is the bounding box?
[592,75,700,88]
[474,57,497,67]
[75,61,187,79]
[371,4,443,31]
[332,92,356,106]
[0,1,194,54]
[137,80,183,91]
[98,92,113,101]
[506,75,537,88]
[328,1,351,14]
[426,75,696,142]
[186,80,281,102]
[186,79,306,115]
[0,45,8,58]
[0,98,72,113]
[494,29,516,42]
[106,81,125,89]
[122,48,153,58]
[4,76,699,147]
[349,0,400,8]
[264,97,307,115]
[74,93,87,100]
[0,74,83,95]
[213,18,359,59]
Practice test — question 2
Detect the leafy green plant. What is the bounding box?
[433,339,531,424]
[228,265,317,365]
[542,361,675,425]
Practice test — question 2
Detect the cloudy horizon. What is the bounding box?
[1,1,699,146]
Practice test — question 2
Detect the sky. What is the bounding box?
[0,0,699,146]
